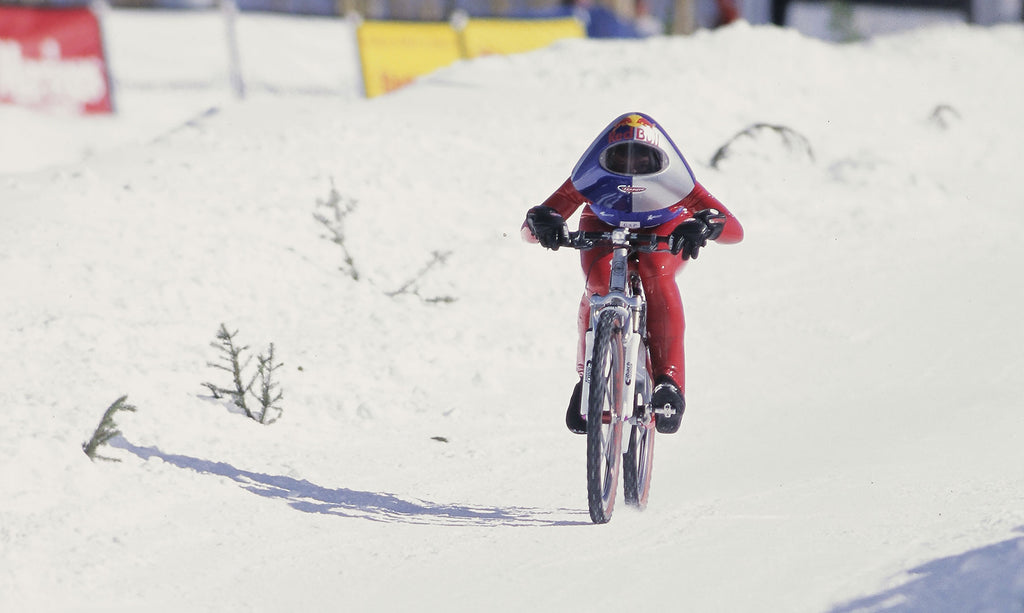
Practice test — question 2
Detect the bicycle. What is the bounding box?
[561,228,677,524]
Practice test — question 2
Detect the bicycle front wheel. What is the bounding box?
[586,309,627,524]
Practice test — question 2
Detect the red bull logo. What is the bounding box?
[614,114,656,130]
[607,113,659,146]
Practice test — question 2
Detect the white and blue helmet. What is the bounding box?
[571,112,697,229]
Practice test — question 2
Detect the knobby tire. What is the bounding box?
[623,403,655,509]
[587,309,626,524]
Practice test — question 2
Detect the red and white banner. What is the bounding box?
[0,5,114,114]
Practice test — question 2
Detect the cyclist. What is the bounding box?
[521,112,743,435]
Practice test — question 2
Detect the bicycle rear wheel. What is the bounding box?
[587,309,626,524]
[623,273,654,508]
[623,404,655,509]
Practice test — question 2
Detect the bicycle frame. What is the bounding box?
[579,229,650,429]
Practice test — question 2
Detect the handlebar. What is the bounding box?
[560,229,676,253]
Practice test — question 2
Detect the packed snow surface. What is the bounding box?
[2,11,1023,612]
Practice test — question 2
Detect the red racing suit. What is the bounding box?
[522,177,743,391]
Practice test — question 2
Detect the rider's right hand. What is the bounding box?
[526,205,569,250]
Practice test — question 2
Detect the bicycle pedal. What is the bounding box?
[652,404,677,417]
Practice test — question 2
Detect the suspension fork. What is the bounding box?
[580,286,646,421]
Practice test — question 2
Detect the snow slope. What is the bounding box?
[2,12,1024,612]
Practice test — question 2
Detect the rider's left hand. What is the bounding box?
[670,210,727,260]
[695,209,726,241]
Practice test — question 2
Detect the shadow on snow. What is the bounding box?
[829,527,1024,612]
[112,437,589,527]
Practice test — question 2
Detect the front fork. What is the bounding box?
[580,295,650,426]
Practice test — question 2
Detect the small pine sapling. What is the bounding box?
[202,324,284,424]
[250,343,284,424]
[203,323,253,419]
[313,178,360,281]
[82,395,137,462]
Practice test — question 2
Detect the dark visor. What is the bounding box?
[600,142,667,176]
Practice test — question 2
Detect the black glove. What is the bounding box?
[669,209,727,259]
[526,205,568,250]
[696,209,727,241]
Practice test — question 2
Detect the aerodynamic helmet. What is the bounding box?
[570,112,697,228]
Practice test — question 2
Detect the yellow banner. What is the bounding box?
[357,20,462,98]
[459,17,585,58]
[355,18,585,97]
